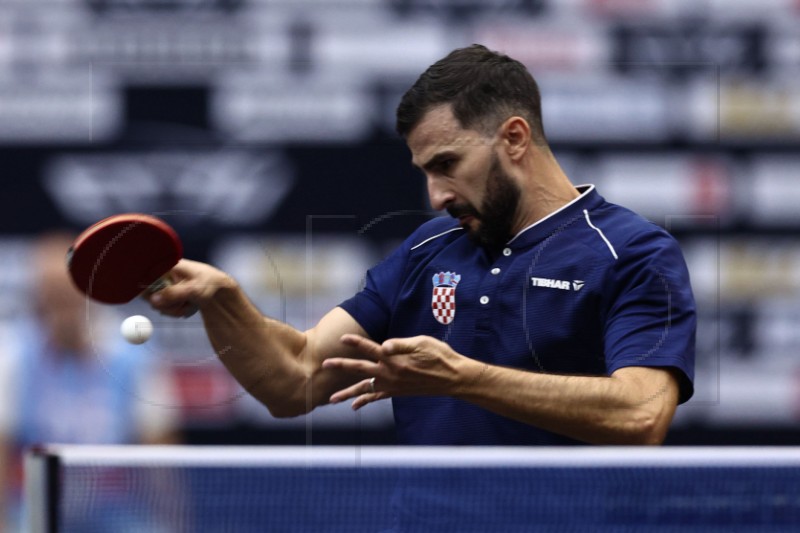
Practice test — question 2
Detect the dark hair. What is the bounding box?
[396,44,547,143]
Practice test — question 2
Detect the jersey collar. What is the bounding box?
[506,184,603,248]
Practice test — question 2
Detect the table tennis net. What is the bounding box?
[25,445,800,532]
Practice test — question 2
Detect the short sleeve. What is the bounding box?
[603,231,697,403]
[339,241,410,343]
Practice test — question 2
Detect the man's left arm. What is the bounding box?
[457,360,680,445]
[323,334,680,445]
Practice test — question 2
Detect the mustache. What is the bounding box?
[447,204,479,219]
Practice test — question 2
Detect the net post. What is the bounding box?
[24,445,60,533]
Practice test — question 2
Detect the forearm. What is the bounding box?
[198,278,314,417]
[151,260,371,418]
[456,363,677,445]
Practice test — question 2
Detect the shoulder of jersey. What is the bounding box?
[596,203,675,243]
[409,216,463,251]
[582,202,679,265]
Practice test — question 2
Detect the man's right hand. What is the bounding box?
[148,259,236,317]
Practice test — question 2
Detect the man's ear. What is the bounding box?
[499,116,531,162]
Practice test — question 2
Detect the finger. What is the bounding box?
[149,300,190,318]
[329,377,374,404]
[148,278,196,309]
[381,336,425,355]
[321,357,379,375]
[351,391,388,411]
[329,379,388,410]
[163,301,198,318]
[339,334,385,361]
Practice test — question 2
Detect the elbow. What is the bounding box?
[624,411,671,446]
[250,363,321,419]
[633,421,667,446]
[266,404,308,419]
[257,384,315,419]
[263,393,313,419]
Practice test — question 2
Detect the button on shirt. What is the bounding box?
[340,185,696,445]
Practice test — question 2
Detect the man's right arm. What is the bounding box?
[150,259,370,418]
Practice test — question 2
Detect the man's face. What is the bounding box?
[407,105,521,248]
[34,244,90,353]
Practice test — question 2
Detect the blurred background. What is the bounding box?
[1,0,799,448]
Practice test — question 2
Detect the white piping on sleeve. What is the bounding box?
[410,227,463,250]
[583,209,618,260]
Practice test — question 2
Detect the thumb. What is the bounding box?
[148,274,195,307]
[149,275,199,317]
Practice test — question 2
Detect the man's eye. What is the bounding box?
[439,159,455,171]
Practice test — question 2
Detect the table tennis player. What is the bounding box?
[148,44,696,447]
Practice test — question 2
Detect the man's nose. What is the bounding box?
[427,176,455,212]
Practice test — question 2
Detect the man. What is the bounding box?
[150,44,695,446]
[0,232,180,531]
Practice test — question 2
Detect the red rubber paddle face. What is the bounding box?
[67,214,183,304]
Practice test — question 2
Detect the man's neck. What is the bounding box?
[512,155,579,234]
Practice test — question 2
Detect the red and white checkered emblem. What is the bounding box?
[431,271,461,325]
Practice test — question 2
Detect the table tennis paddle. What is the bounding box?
[66,213,188,308]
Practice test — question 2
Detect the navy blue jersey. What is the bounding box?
[340,185,696,445]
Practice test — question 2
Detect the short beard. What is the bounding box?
[468,155,521,249]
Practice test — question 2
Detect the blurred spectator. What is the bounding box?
[0,232,181,532]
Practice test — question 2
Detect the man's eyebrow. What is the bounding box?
[412,150,458,172]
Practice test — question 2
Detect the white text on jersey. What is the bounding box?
[531,277,585,291]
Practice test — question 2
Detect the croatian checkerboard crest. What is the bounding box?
[431,271,461,325]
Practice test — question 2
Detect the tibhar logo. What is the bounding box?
[531,277,585,291]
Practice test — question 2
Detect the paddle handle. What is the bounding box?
[144,275,198,317]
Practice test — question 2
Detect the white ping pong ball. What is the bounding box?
[121,315,153,345]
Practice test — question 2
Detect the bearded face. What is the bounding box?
[447,153,521,249]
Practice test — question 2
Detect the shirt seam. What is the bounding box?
[508,184,596,244]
